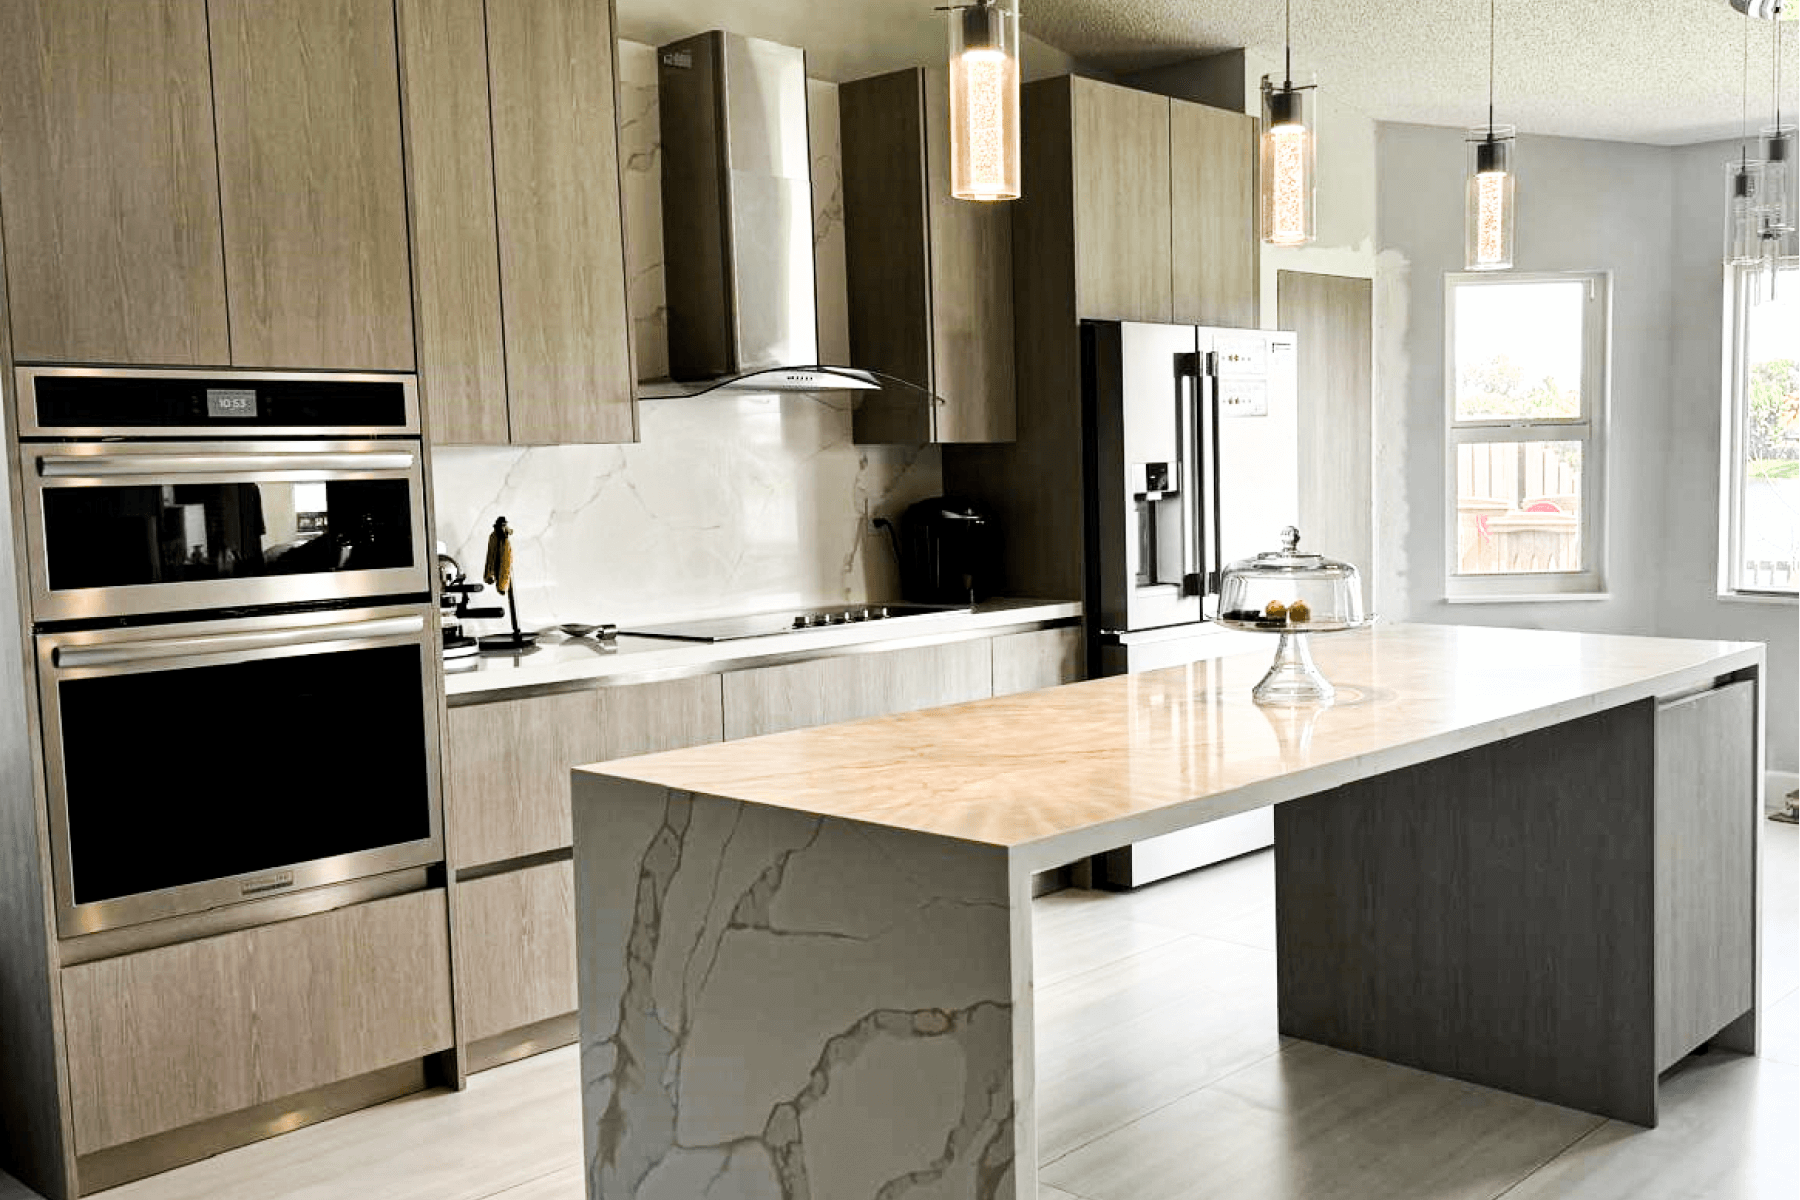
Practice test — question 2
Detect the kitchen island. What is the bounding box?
[570,624,1764,1200]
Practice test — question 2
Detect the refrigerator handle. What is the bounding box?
[1176,352,1204,598]
[1209,362,1225,595]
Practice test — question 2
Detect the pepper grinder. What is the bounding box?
[476,516,539,653]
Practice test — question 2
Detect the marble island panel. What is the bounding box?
[580,624,1761,870]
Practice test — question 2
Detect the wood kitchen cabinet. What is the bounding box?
[1071,78,1174,323]
[722,639,993,740]
[1017,76,1259,327]
[841,69,1015,445]
[0,0,230,366]
[444,675,723,870]
[60,890,452,1156]
[1170,99,1260,329]
[398,0,636,444]
[209,0,415,370]
[991,626,1085,696]
[454,860,578,1047]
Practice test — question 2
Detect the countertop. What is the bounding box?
[577,623,1761,870]
[444,597,1082,700]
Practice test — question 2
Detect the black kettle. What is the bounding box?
[892,496,998,604]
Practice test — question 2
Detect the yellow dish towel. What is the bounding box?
[482,519,513,594]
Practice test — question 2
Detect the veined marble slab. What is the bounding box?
[580,624,1762,873]
[573,778,1033,1200]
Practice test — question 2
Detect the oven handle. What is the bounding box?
[37,451,417,478]
[51,615,426,669]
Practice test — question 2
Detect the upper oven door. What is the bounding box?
[20,440,431,623]
[14,366,419,438]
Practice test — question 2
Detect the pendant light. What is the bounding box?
[945,0,1021,201]
[1727,10,1768,267]
[1757,3,1795,253]
[1260,0,1317,246]
[1465,0,1516,270]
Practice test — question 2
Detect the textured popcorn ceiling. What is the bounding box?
[622,0,1797,147]
[1020,0,1798,145]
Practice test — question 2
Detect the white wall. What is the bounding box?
[1375,123,1796,771]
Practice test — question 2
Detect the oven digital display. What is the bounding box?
[205,388,258,418]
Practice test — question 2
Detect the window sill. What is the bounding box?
[1716,590,1798,606]
[1443,593,1612,605]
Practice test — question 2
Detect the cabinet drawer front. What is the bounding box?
[63,930,256,1151]
[991,627,1084,697]
[447,690,606,868]
[245,890,454,1102]
[601,675,725,761]
[62,890,451,1152]
[455,861,577,1044]
[723,640,992,740]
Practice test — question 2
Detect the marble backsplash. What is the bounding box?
[431,41,943,628]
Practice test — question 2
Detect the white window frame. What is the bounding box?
[1443,270,1610,602]
[1721,262,1800,600]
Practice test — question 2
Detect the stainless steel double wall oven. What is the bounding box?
[16,367,443,937]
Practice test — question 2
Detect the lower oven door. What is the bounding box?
[37,604,444,937]
[19,439,430,623]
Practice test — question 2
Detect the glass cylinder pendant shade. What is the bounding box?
[1760,126,1797,243]
[1465,127,1516,271]
[1260,76,1316,245]
[949,0,1020,201]
[1727,159,1768,265]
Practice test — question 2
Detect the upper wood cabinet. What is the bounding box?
[1071,79,1173,324]
[1023,76,1259,329]
[398,0,637,444]
[841,68,1015,445]
[0,0,230,366]
[209,0,415,370]
[1169,99,1259,329]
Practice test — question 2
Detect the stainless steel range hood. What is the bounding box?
[645,31,926,405]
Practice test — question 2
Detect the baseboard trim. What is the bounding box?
[76,1061,429,1195]
[466,1011,579,1074]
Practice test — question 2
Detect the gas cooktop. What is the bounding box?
[620,603,971,643]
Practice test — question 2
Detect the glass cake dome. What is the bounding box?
[1217,526,1370,704]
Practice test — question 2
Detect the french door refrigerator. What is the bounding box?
[1082,320,1300,887]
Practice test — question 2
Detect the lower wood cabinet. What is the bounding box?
[991,626,1084,697]
[455,860,578,1045]
[722,639,993,740]
[445,675,723,870]
[60,890,452,1153]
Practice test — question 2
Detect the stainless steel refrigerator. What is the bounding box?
[1083,321,1300,887]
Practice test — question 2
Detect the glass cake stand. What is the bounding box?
[1215,526,1372,705]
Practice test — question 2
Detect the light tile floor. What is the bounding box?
[11,823,1790,1200]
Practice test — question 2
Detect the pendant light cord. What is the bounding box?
[1284,0,1293,89]
[1488,0,1496,136]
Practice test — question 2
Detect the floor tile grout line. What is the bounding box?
[1033,928,1277,999]
[1484,1118,1614,1200]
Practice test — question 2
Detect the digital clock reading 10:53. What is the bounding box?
[205,388,258,419]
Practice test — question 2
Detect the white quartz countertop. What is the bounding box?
[444,598,1082,699]
[578,624,1762,871]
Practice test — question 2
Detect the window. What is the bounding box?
[1444,272,1609,600]
[1725,264,1799,596]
